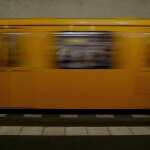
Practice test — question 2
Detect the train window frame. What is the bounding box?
[53,31,116,69]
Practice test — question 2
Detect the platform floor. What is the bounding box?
[0,114,150,150]
[0,126,150,136]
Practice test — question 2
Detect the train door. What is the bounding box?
[0,32,11,107]
[0,27,36,108]
[135,28,150,108]
[35,25,134,109]
[10,28,36,108]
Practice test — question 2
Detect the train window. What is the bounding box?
[8,33,26,67]
[146,34,150,67]
[0,34,8,67]
[54,31,115,69]
[0,33,27,67]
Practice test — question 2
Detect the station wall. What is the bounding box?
[0,0,150,18]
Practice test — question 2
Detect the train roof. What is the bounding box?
[0,18,150,26]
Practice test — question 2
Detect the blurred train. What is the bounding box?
[0,18,150,109]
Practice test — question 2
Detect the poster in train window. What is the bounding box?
[55,32,114,69]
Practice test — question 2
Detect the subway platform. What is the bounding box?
[0,114,150,150]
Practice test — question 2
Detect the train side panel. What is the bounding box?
[0,19,150,109]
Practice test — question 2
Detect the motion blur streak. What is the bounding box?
[0,18,150,109]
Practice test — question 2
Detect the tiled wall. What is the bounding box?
[0,0,150,18]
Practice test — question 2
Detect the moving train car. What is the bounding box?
[0,18,150,109]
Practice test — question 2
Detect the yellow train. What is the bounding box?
[0,18,150,109]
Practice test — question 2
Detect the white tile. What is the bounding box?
[108,127,133,135]
[60,115,78,118]
[86,127,110,135]
[65,127,87,136]
[0,114,6,117]
[131,115,150,118]
[129,127,150,135]
[20,127,43,135]
[0,126,22,135]
[23,114,42,118]
[96,115,115,118]
[43,127,65,136]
